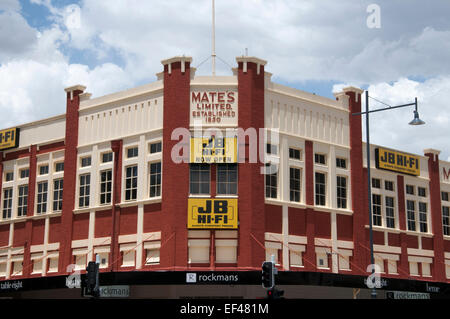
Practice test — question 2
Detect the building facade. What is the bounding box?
[0,56,449,298]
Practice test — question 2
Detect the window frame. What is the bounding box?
[443,206,450,236]
[78,173,91,208]
[265,163,278,199]
[314,153,326,165]
[336,175,347,209]
[336,158,347,169]
[36,181,48,214]
[2,188,13,219]
[17,184,29,217]
[406,200,416,231]
[126,146,139,159]
[372,194,382,226]
[315,172,326,206]
[217,163,238,196]
[99,169,113,205]
[125,165,138,201]
[189,163,211,196]
[149,141,162,154]
[80,156,92,168]
[289,148,302,161]
[289,167,301,202]
[53,179,64,212]
[149,161,162,198]
[385,196,396,229]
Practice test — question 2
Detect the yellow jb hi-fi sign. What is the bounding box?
[0,128,20,151]
[190,137,237,163]
[188,198,238,229]
[375,147,420,176]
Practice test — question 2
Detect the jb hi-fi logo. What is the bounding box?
[187,198,238,229]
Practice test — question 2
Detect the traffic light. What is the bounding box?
[85,261,100,298]
[267,288,284,299]
[261,261,274,289]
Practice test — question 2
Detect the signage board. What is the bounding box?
[0,127,20,151]
[386,291,430,299]
[99,285,130,298]
[190,89,238,126]
[375,147,420,176]
[190,137,237,163]
[187,198,238,229]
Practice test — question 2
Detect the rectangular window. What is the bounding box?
[39,165,49,175]
[127,147,138,158]
[190,164,210,195]
[36,181,48,214]
[266,144,277,155]
[289,167,301,202]
[125,165,138,201]
[442,192,449,202]
[314,154,326,165]
[443,206,450,236]
[102,152,113,163]
[336,158,347,169]
[79,174,91,208]
[337,176,347,209]
[371,178,381,189]
[419,202,428,233]
[5,172,13,182]
[100,170,112,205]
[149,142,162,154]
[55,162,64,172]
[17,185,28,217]
[145,247,161,265]
[20,168,29,179]
[315,172,326,206]
[81,157,91,167]
[149,162,162,198]
[385,180,394,191]
[265,164,277,199]
[385,196,395,228]
[406,185,415,195]
[372,194,382,226]
[418,187,426,197]
[217,164,237,195]
[53,179,63,211]
[289,148,301,160]
[2,188,13,219]
[407,200,416,231]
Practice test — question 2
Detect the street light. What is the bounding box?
[352,91,425,299]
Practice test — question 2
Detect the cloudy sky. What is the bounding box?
[0,0,449,160]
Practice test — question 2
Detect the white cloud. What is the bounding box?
[333,77,450,161]
[0,0,21,12]
[0,0,449,161]
[0,11,37,59]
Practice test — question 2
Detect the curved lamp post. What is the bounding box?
[352,91,425,299]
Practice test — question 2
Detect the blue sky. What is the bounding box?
[1,0,450,160]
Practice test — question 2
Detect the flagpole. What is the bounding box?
[212,0,216,76]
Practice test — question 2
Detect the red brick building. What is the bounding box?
[0,56,449,298]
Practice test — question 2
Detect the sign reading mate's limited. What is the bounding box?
[190,89,238,125]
